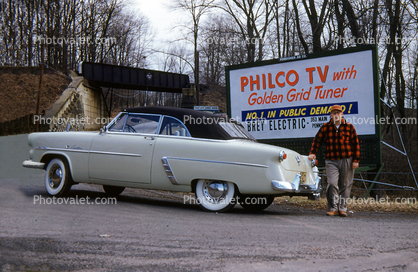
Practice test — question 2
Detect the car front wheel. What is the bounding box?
[44,158,73,196]
[195,179,236,212]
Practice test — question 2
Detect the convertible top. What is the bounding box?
[124,106,235,140]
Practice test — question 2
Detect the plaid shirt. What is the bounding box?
[309,118,360,163]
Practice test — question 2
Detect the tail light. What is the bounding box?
[279,151,287,162]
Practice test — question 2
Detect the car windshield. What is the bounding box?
[218,122,256,141]
[107,114,127,131]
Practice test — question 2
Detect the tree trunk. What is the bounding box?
[292,0,309,54]
[334,1,345,49]
[342,0,361,39]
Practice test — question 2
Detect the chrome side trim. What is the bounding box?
[164,156,268,168]
[89,150,142,157]
[36,146,89,153]
[22,160,45,169]
[105,131,158,138]
[161,157,179,185]
[35,147,142,157]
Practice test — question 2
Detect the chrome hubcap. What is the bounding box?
[48,165,63,189]
[203,181,228,203]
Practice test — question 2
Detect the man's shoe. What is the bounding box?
[326,211,339,216]
[339,211,348,217]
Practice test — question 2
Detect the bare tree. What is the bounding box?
[271,0,288,58]
[342,0,361,39]
[218,0,276,62]
[172,0,216,105]
[380,0,405,116]
[0,0,153,69]
[195,13,248,81]
[292,0,309,53]
[292,0,332,53]
[157,45,193,75]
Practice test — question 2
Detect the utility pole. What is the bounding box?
[195,50,200,105]
[36,63,44,132]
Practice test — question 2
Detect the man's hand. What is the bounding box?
[308,154,316,161]
[352,162,359,170]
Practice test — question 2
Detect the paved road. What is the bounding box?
[1,134,418,271]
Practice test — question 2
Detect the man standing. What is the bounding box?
[308,105,360,217]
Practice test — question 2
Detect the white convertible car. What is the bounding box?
[23,106,321,212]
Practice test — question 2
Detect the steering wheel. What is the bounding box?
[124,124,137,133]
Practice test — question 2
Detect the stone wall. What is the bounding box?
[44,76,106,131]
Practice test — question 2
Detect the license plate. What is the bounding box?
[300,172,307,183]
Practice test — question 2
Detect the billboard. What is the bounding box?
[226,45,380,141]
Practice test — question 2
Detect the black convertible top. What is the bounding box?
[123,106,234,140]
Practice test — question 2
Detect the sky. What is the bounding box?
[130,0,184,45]
[129,0,190,70]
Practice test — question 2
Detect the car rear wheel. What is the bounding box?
[44,158,72,197]
[103,185,125,196]
[195,179,236,212]
[239,195,275,211]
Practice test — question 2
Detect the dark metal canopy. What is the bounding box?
[80,62,190,93]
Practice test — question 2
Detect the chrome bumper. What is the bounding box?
[22,160,45,169]
[272,174,321,193]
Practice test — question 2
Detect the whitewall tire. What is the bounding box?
[195,179,236,212]
[44,158,72,196]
